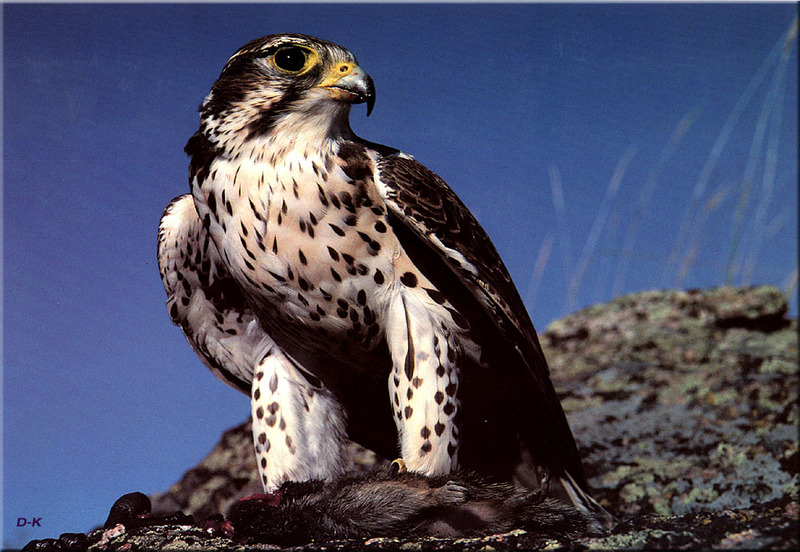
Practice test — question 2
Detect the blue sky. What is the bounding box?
[3,3,797,548]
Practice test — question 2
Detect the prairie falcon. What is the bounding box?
[158,33,609,523]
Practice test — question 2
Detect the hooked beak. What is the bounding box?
[318,62,376,116]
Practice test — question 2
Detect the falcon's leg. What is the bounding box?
[385,293,460,475]
[251,344,348,491]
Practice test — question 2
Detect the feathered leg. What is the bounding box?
[251,345,348,491]
[385,292,461,475]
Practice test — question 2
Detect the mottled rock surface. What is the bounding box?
[24,286,798,550]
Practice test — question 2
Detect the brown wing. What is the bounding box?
[373,152,587,488]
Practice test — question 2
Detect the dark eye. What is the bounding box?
[273,46,309,72]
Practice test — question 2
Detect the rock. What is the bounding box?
[543,286,797,522]
[25,286,798,550]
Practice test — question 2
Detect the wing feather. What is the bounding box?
[157,194,271,394]
[373,153,587,486]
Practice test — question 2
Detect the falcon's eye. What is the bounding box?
[273,46,311,73]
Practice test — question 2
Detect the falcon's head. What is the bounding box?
[197,34,375,150]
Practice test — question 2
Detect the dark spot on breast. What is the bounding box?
[435,422,446,436]
[317,184,329,207]
[434,391,444,404]
[327,246,340,261]
[363,306,375,325]
[207,193,219,220]
[298,250,307,265]
[329,224,345,236]
[373,269,385,285]
[357,289,367,305]
[374,220,387,233]
[443,402,456,416]
[404,406,413,419]
[344,214,357,226]
[400,272,418,287]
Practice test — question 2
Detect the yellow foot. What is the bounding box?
[389,458,407,476]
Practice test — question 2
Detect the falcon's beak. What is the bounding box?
[318,62,376,117]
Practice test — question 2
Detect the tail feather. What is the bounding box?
[559,472,616,530]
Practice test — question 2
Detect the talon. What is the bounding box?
[389,459,407,476]
[437,481,468,504]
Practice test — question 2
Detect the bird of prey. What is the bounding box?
[158,33,609,523]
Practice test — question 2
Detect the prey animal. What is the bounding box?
[228,465,596,545]
[158,33,610,524]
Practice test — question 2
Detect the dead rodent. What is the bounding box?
[229,467,598,545]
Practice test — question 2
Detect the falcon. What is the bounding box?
[158,33,610,524]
